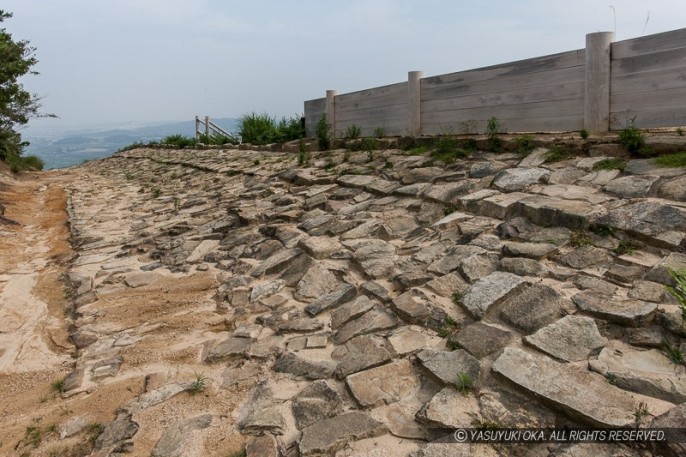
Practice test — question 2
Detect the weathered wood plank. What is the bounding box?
[422,115,583,135]
[335,105,408,123]
[333,81,407,105]
[421,82,583,112]
[611,66,686,95]
[421,49,584,89]
[336,90,408,112]
[611,86,686,112]
[421,98,583,122]
[612,28,686,59]
[611,46,686,77]
[610,106,686,129]
[421,65,584,101]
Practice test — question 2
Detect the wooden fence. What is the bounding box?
[304,28,686,138]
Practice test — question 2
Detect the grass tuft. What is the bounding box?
[654,152,686,168]
[455,371,474,395]
[593,158,626,171]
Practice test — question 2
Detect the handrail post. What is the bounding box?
[204,116,210,139]
[195,116,200,141]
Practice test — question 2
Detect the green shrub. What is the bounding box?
[406,146,428,156]
[373,127,385,138]
[544,144,574,163]
[433,137,468,163]
[486,116,502,152]
[345,124,362,139]
[275,115,304,142]
[455,371,474,395]
[5,153,44,172]
[361,138,379,152]
[618,120,650,156]
[162,134,197,148]
[514,135,536,155]
[315,115,332,151]
[463,138,478,151]
[580,129,589,139]
[238,113,278,145]
[677,127,684,136]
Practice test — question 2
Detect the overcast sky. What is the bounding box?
[4,0,686,133]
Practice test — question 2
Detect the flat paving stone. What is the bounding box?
[460,271,525,319]
[298,412,387,456]
[416,349,480,386]
[572,291,657,327]
[492,347,674,427]
[524,315,608,362]
[451,322,516,359]
[346,359,422,407]
[589,342,686,403]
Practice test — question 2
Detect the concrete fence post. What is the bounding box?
[408,71,423,136]
[584,31,615,132]
[326,90,337,138]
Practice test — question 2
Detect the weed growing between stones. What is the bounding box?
[605,373,618,385]
[654,151,686,168]
[514,135,536,155]
[344,124,361,139]
[437,317,458,338]
[569,231,593,247]
[50,379,65,394]
[666,268,686,323]
[613,239,635,256]
[544,144,574,163]
[486,116,502,152]
[406,146,428,156]
[618,119,651,156]
[432,138,468,163]
[662,341,684,366]
[455,371,474,395]
[593,158,626,171]
[87,423,104,444]
[373,127,385,138]
[315,115,332,151]
[677,127,684,136]
[632,401,652,427]
[580,129,589,139]
[187,372,208,395]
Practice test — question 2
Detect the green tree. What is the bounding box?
[0,9,50,169]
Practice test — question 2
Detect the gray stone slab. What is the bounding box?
[416,349,480,386]
[524,315,608,362]
[330,296,376,329]
[589,342,686,403]
[500,284,574,334]
[333,335,392,378]
[451,323,517,359]
[292,380,344,430]
[502,241,557,260]
[604,175,661,198]
[332,307,399,345]
[572,292,657,327]
[346,359,422,407]
[273,352,336,380]
[492,347,674,427]
[205,337,254,362]
[298,412,387,456]
[151,414,212,457]
[305,283,357,316]
[493,167,550,192]
[460,271,525,319]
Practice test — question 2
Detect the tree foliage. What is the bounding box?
[0,10,47,163]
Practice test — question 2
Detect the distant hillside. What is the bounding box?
[23,118,240,169]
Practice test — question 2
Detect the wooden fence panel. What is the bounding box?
[610,29,686,128]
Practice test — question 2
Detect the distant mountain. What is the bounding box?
[23,118,240,170]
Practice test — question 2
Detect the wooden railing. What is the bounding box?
[195,116,238,142]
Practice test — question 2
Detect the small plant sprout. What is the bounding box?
[593,158,626,171]
[569,231,593,247]
[613,239,635,256]
[618,117,650,156]
[443,205,456,216]
[677,127,684,136]
[315,114,332,151]
[437,317,459,338]
[605,373,618,385]
[188,372,208,395]
[665,268,686,323]
[514,135,535,155]
[452,291,464,304]
[633,401,652,427]
[662,341,684,366]
[455,371,474,395]
[373,127,385,138]
[51,378,65,394]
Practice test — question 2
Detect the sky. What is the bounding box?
[3,0,686,134]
